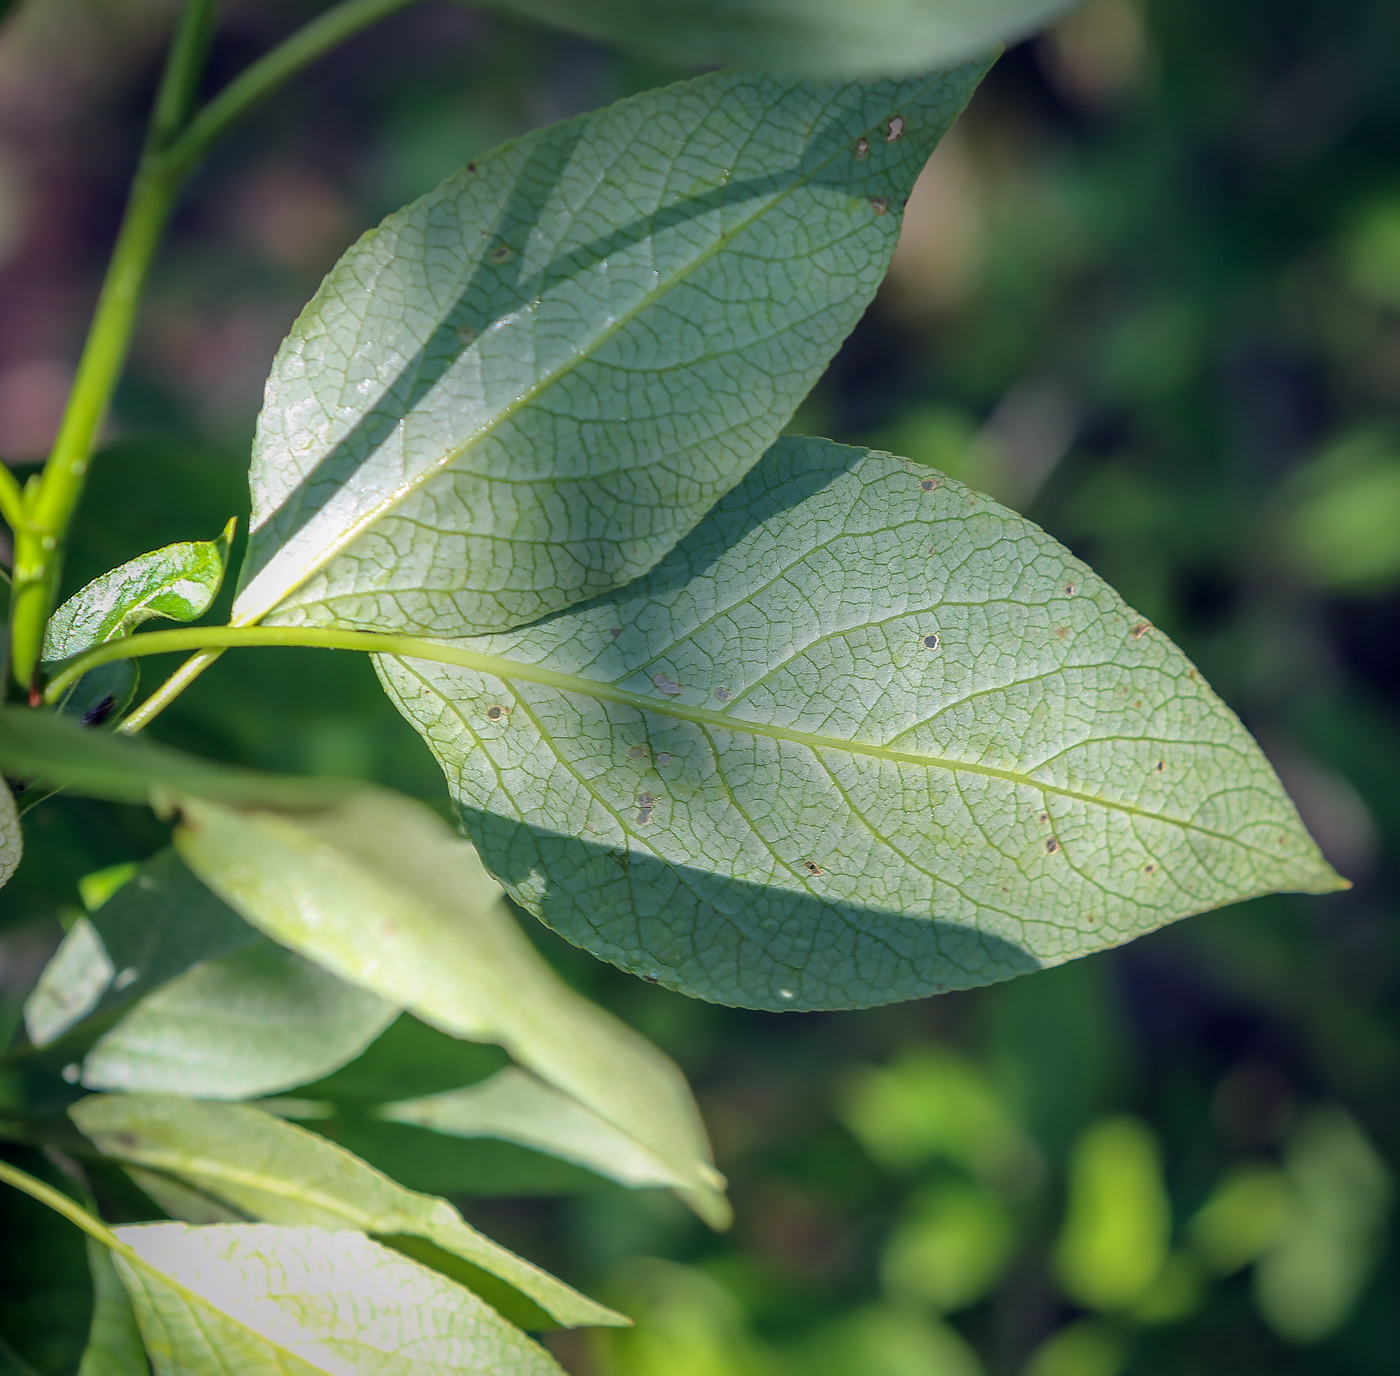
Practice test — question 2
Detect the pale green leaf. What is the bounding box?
[80,944,397,1099]
[78,1239,150,1376]
[110,1223,567,1375]
[378,437,1342,1011]
[72,1094,624,1330]
[232,65,987,637]
[0,704,337,810]
[478,0,1076,75]
[44,519,235,659]
[381,1066,689,1191]
[21,850,260,1051]
[172,786,729,1226]
[0,776,19,890]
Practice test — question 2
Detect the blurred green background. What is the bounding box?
[1,1,1397,1373]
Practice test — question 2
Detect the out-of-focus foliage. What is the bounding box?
[3,0,1399,1372]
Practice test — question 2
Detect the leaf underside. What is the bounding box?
[479,0,1077,76]
[234,65,988,638]
[379,438,1342,1012]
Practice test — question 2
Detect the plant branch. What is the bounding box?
[0,462,22,534]
[119,647,225,735]
[159,0,422,177]
[0,1158,122,1252]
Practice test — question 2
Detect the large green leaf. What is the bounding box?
[77,1239,149,1376]
[382,1066,695,1192]
[378,438,1342,1011]
[478,0,1076,75]
[71,1094,623,1330]
[0,777,19,890]
[109,1223,566,1375]
[172,786,729,1225]
[232,64,987,637]
[79,944,397,1099]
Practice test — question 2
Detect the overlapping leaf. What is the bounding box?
[171,786,729,1225]
[379,438,1341,1011]
[0,777,19,890]
[233,64,988,637]
[72,1094,623,1329]
[478,0,1076,75]
[109,1223,567,1375]
[78,1240,149,1376]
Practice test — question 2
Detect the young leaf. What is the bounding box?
[232,64,988,638]
[72,1093,625,1331]
[382,1066,695,1192]
[79,944,397,1099]
[22,849,261,1051]
[78,1239,149,1376]
[109,1223,568,1375]
[171,786,730,1227]
[0,777,19,890]
[378,437,1343,1012]
[478,0,1076,76]
[44,520,235,659]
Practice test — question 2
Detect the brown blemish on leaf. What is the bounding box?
[467,163,477,173]
[920,477,939,492]
[803,860,824,876]
[627,745,649,761]
[642,973,659,983]
[1143,862,1157,874]
[1131,621,1150,639]
[713,686,732,703]
[656,752,672,766]
[489,243,512,264]
[871,196,889,216]
[608,627,622,639]
[922,633,941,651]
[1154,760,1165,772]
[484,704,510,722]
[1038,812,1049,824]
[1064,582,1077,596]
[1046,838,1060,855]
[1054,626,1069,641]
[854,137,870,160]
[652,673,683,697]
[636,792,657,827]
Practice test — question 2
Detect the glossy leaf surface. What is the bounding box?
[233,65,987,637]
[380,438,1341,1011]
[480,0,1076,75]
[172,786,729,1226]
[72,1094,622,1330]
[80,944,397,1099]
[382,1066,690,1191]
[110,1223,567,1375]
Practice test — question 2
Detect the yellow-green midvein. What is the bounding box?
[46,623,1250,845]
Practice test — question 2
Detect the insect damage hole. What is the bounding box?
[1130,621,1151,639]
[484,704,510,722]
[922,633,941,651]
[854,137,870,160]
[919,477,939,492]
[886,115,906,142]
[871,196,889,216]
[803,860,824,876]
[652,673,683,697]
[1045,838,1061,855]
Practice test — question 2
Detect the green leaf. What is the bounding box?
[0,705,338,810]
[0,778,19,891]
[381,1066,695,1192]
[232,64,987,637]
[377,437,1343,1011]
[109,1223,568,1375]
[477,0,1075,75]
[44,520,235,660]
[79,944,397,1099]
[171,786,729,1227]
[22,850,261,1051]
[77,1239,149,1376]
[71,1094,624,1331]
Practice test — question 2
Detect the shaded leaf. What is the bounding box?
[0,777,18,890]
[381,1066,690,1191]
[172,786,729,1226]
[80,944,397,1099]
[77,1239,149,1376]
[24,917,116,1049]
[478,0,1074,76]
[378,438,1341,1011]
[110,1223,567,1374]
[233,65,987,638]
[72,1094,623,1330]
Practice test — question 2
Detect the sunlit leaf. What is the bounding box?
[172,786,729,1226]
[80,944,397,1099]
[381,1066,689,1192]
[379,438,1341,1011]
[72,1094,624,1330]
[0,777,19,890]
[477,0,1075,76]
[233,65,988,637]
[109,1223,567,1374]
[77,1239,149,1376]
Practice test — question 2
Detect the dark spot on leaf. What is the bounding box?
[611,849,631,871]
[920,478,939,492]
[1188,668,1198,679]
[1038,812,1049,824]
[652,673,683,697]
[886,115,906,141]
[643,973,659,984]
[922,633,940,651]
[656,752,672,766]
[467,163,477,173]
[1131,621,1150,639]
[1155,760,1165,772]
[1064,582,1077,596]
[113,1133,140,1150]
[627,745,649,761]
[1144,862,1157,873]
[489,244,512,264]
[804,860,824,875]
[608,627,622,638]
[714,686,732,702]
[1046,838,1060,855]
[854,137,870,160]
[871,196,889,216]
[83,694,117,727]
[1054,626,1069,641]
[636,792,657,826]
[484,705,510,722]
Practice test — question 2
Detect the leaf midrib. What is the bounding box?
[241,76,937,622]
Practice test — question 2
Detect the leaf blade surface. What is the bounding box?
[378,438,1342,1011]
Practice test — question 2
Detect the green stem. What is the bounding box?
[159,0,421,177]
[119,647,225,735]
[0,462,23,534]
[0,1158,123,1252]
[6,0,220,693]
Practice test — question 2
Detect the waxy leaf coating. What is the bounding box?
[234,64,987,636]
[380,438,1342,1011]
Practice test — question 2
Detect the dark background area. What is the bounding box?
[1,1,1397,1373]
